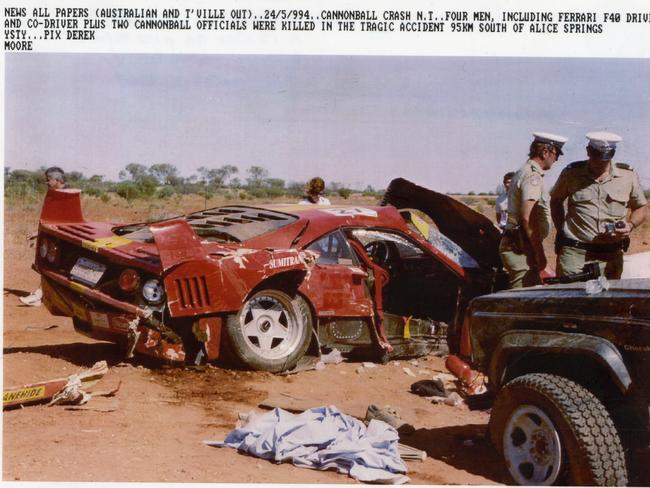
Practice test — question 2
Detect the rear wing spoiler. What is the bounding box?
[40,188,85,224]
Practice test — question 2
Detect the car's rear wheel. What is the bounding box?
[489,373,628,486]
[224,289,312,373]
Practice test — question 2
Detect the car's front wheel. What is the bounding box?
[224,289,312,373]
[489,373,627,486]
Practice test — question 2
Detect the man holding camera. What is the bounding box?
[550,132,647,279]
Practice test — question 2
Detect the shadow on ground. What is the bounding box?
[402,423,508,483]
[4,287,31,298]
[4,342,130,368]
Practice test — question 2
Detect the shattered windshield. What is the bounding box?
[426,227,479,269]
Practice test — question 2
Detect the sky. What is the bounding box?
[5,54,650,193]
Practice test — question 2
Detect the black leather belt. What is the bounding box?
[557,234,629,253]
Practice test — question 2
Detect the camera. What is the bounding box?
[605,221,626,233]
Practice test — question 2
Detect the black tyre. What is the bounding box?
[489,373,627,486]
[224,289,312,373]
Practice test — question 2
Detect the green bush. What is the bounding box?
[115,182,141,201]
[265,187,285,198]
[248,188,268,199]
[337,188,352,199]
[156,186,175,199]
[84,187,104,198]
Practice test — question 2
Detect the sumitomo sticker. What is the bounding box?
[270,256,300,269]
[321,208,378,218]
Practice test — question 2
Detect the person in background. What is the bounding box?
[499,132,567,288]
[299,176,331,205]
[551,132,647,279]
[495,171,515,230]
[19,166,67,306]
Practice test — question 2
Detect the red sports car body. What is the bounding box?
[34,178,504,372]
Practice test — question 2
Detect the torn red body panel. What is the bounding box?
[35,181,505,371]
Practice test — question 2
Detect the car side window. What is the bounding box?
[306,231,355,266]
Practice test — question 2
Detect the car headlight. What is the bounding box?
[142,278,165,304]
[39,239,49,259]
[38,238,60,265]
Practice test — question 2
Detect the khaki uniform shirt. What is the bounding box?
[550,161,648,243]
[506,159,551,240]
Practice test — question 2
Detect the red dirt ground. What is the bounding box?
[3,195,649,484]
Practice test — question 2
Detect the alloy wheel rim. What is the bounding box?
[240,293,301,360]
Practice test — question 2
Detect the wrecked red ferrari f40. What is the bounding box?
[34,178,506,372]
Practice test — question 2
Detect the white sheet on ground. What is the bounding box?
[205,405,409,484]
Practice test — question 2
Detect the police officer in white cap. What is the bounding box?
[550,131,647,279]
[500,132,567,288]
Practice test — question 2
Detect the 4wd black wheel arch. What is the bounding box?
[224,289,313,372]
[489,331,632,393]
[489,373,628,486]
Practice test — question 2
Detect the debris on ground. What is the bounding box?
[402,367,416,377]
[361,362,377,368]
[464,391,495,411]
[18,289,42,307]
[443,392,464,407]
[205,406,409,484]
[315,348,345,371]
[365,404,415,436]
[24,325,58,331]
[49,361,112,406]
[398,443,427,461]
[321,349,345,364]
[410,379,447,398]
[3,361,109,409]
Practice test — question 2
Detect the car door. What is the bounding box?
[299,230,373,318]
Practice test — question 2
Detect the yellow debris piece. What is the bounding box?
[403,315,413,339]
[82,236,132,252]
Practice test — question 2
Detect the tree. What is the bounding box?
[246,166,268,188]
[337,188,352,199]
[66,171,84,183]
[265,178,285,189]
[120,163,148,182]
[287,181,305,197]
[214,164,238,187]
[148,163,179,185]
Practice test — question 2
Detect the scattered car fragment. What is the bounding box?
[34,179,506,372]
[3,360,108,409]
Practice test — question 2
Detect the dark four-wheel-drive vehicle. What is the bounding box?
[449,279,650,485]
[33,178,505,372]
